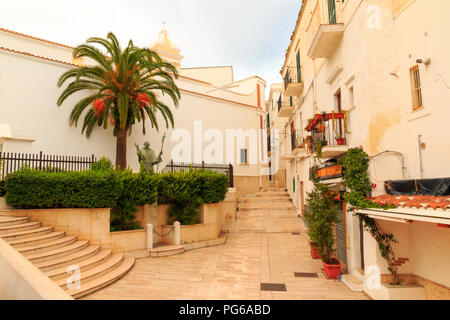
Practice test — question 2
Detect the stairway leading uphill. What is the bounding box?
[0,215,134,299]
[228,187,305,234]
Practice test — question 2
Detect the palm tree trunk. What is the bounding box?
[116,127,127,170]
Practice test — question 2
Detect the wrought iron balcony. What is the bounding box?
[277,96,293,118]
[290,130,306,156]
[307,0,344,59]
[306,112,349,159]
[284,66,303,97]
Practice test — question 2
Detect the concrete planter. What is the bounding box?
[381,283,426,300]
[159,202,224,245]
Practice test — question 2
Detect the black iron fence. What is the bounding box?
[0,151,97,180]
[163,160,234,187]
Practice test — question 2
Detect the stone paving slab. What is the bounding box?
[84,190,368,300]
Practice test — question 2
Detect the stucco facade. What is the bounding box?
[269,0,450,299]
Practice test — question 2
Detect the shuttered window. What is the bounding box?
[296,50,301,83]
[410,65,423,110]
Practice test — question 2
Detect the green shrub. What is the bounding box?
[167,196,203,225]
[91,157,114,172]
[200,170,228,203]
[0,180,6,197]
[110,170,158,231]
[5,168,121,209]
[157,169,228,225]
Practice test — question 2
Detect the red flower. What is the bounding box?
[110,117,115,126]
[92,99,106,116]
[372,183,377,189]
[135,93,151,108]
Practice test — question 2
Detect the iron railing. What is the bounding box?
[290,130,304,152]
[311,117,347,152]
[284,66,302,91]
[327,0,337,24]
[163,160,234,188]
[0,151,96,180]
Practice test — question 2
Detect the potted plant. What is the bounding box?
[335,136,346,145]
[309,241,320,259]
[304,169,341,278]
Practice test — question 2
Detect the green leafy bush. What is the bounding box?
[0,180,6,197]
[91,157,114,172]
[304,169,340,264]
[157,169,228,224]
[200,170,228,203]
[5,168,121,209]
[110,170,158,231]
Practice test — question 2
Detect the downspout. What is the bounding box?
[418,134,424,179]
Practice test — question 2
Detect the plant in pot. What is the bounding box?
[304,168,341,278]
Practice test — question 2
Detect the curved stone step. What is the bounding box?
[19,236,78,256]
[0,226,53,241]
[56,253,124,289]
[0,216,30,227]
[0,221,41,235]
[7,231,66,248]
[67,257,135,299]
[47,249,113,280]
[35,245,100,272]
[27,240,89,264]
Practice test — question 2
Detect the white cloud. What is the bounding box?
[1,0,301,93]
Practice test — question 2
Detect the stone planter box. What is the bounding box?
[381,283,426,300]
[158,202,224,245]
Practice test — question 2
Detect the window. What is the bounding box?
[410,65,423,110]
[289,96,293,107]
[240,148,248,164]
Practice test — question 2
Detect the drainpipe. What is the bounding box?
[418,134,424,179]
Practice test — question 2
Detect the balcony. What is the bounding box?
[277,97,294,118]
[284,66,303,97]
[307,0,344,59]
[306,112,349,159]
[290,130,307,158]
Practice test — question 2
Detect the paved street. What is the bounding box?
[85,190,368,300]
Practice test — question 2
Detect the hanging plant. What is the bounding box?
[316,140,323,158]
[340,147,400,285]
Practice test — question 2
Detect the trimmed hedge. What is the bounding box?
[156,169,228,204]
[5,168,121,209]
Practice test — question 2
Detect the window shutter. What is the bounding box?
[296,50,301,82]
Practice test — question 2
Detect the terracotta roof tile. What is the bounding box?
[373,194,450,210]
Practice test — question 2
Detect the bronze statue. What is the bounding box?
[135,133,166,173]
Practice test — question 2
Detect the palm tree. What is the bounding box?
[57,32,180,169]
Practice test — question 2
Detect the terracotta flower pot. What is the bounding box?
[309,242,320,259]
[336,138,346,145]
[322,258,342,279]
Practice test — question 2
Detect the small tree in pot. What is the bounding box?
[304,168,341,278]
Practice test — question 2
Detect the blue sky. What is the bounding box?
[0,0,301,93]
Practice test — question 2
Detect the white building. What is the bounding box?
[269,0,450,299]
[0,27,270,197]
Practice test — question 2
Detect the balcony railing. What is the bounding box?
[306,113,348,150]
[290,130,304,152]
[284,66,304,97]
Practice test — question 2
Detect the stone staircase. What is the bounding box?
[0,215,134,299]
[229,187,305,234]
